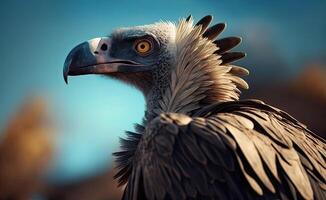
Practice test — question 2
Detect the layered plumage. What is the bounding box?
[64,15,326,200]
[114,16,326,200]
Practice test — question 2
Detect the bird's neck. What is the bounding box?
[145,67,171,121]
[144,19,249,121]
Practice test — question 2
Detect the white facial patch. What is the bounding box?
[88,38,102,54]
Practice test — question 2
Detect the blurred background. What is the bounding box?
[0,0,325,199]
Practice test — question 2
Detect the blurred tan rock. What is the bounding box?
[0,97,53,200]
[291,64,326,103]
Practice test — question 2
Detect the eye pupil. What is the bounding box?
[135,39,152,55]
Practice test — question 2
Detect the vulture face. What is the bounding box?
[64,16,249,116]
[64,23,176,93]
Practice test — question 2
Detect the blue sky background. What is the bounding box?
[0,0,325,183]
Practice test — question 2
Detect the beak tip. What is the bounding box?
[64,76,68,84]
[63,57,72,84]
[63,66,69,84]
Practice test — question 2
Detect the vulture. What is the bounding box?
[63,15,326,200]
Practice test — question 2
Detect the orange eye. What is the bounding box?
[134,39,152,55]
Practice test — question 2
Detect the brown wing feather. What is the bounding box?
[197,17,246,65]
[221,52,246,65]
[214,37,242,54]
[186,15,192,22]
[195,15,213,33]
[203,23,226,40]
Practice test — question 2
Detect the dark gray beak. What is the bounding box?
[63,37,152,84]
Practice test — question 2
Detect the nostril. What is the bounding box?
[100,43,108,51]
[94,51,99,54]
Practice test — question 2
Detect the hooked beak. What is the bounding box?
[63,37,152,84]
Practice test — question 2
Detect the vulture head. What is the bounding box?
[64,15,249,119]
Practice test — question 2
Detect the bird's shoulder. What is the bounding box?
[118,99,326,200]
